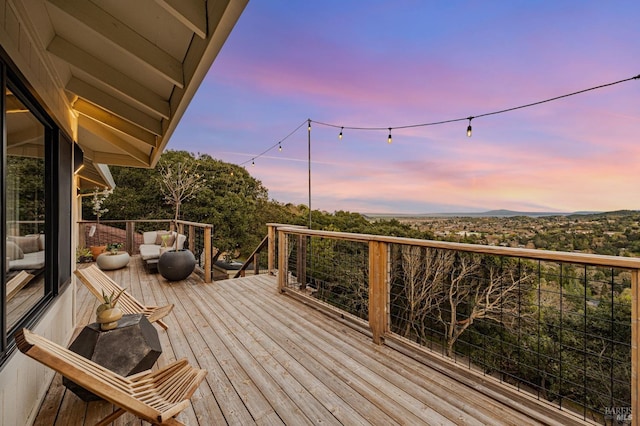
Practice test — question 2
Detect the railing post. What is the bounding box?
[125,221,135,254]
[297,235,306,290]
[632,269,639,426]
[268,224,276,275]
[78,222,86,249]
[188,225,195,252]
[369,240,389,345]
[278,230,288,292]
[253,253,259,275]
[204,226,212,283]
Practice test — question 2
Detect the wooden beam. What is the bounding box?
[47,36,170,119]
[368,241,388,345]
[632,269,639,426]
[78,116,151,166]
[68,77,162,135]
[92,151,149,168]
[47,0,184,87]
[268,224,276,275]
[7,127,43,147]
[278,230,288,293]
[296,235,306,290]
[6,143,45,158]
[204,227,212,283]
[154,0,207,39]
[276,226,640,270]
[74,99,157,147]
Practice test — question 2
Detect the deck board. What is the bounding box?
[31,255,585,426]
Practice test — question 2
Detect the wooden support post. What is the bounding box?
[188,225,195,253]
[125,221,134,254]
[204,227,212,283]
[268,224,276,275]
[78,223,86,249]
[632,269,639,426]
[297,235,307,290]
[277,230,288,292]
[369,240,388,345]
[253,253,259,275]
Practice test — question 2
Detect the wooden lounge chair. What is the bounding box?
[15,328,207,426]
[6,270,34,301]
[75,264,173,330]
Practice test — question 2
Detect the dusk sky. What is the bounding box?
[169,1,640,214]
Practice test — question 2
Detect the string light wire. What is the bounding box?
[239,119,308,166]
[240,74,639,164]
[311,74,639,133]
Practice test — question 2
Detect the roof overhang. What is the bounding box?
[22,0,248,188]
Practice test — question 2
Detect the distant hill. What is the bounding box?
[363,209,605,219]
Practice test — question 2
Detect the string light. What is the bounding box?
[251,159,255,166]
[239,119,307,166]
[278,144,282,151]
[239,74,638,166]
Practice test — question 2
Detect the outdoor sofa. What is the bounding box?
[6,234,45,271]
[139,230,186,261]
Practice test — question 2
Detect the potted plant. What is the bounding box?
[106,242,123,255]
[88,187,112,259]
[96,242,130,270]
[76,247,93,263]
[96,289,125,331]
[156,158,204,281]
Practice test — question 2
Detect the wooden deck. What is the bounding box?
[31,255,584,425]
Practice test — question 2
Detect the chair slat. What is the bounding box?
[75,265,174,330]
[15,328,207,425]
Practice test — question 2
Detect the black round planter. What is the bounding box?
[157,249,196,281]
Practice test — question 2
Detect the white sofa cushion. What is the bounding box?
[139,244,161,260]
[139,231,186,260]
[9,250,45,270]
[143,231,160,245]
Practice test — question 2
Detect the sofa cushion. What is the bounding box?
[26,234,45,251]
[9,235,41,254]
[143,231,159,245]
[9,251,45,271]
[139,244,161,260]
[6,241,24,260]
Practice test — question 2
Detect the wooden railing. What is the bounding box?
[77,219,214,282]
[269,224,640,425]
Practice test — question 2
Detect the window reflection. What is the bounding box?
[5,88,46,331]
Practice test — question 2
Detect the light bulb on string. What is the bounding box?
[278,144,282,152]
[466,117,473,137]
[339,127,343,140]
[387,128,392,144]
[252,159,255,166]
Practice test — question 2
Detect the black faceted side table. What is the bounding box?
[63,313,162,401]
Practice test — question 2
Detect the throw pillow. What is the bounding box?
[6,241,24,260]
[9,235,41,254]
[26,234,45,251]
[155,231,175,247]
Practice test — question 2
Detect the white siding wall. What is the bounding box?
[0,1,79,425]
[0,284,75,425]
